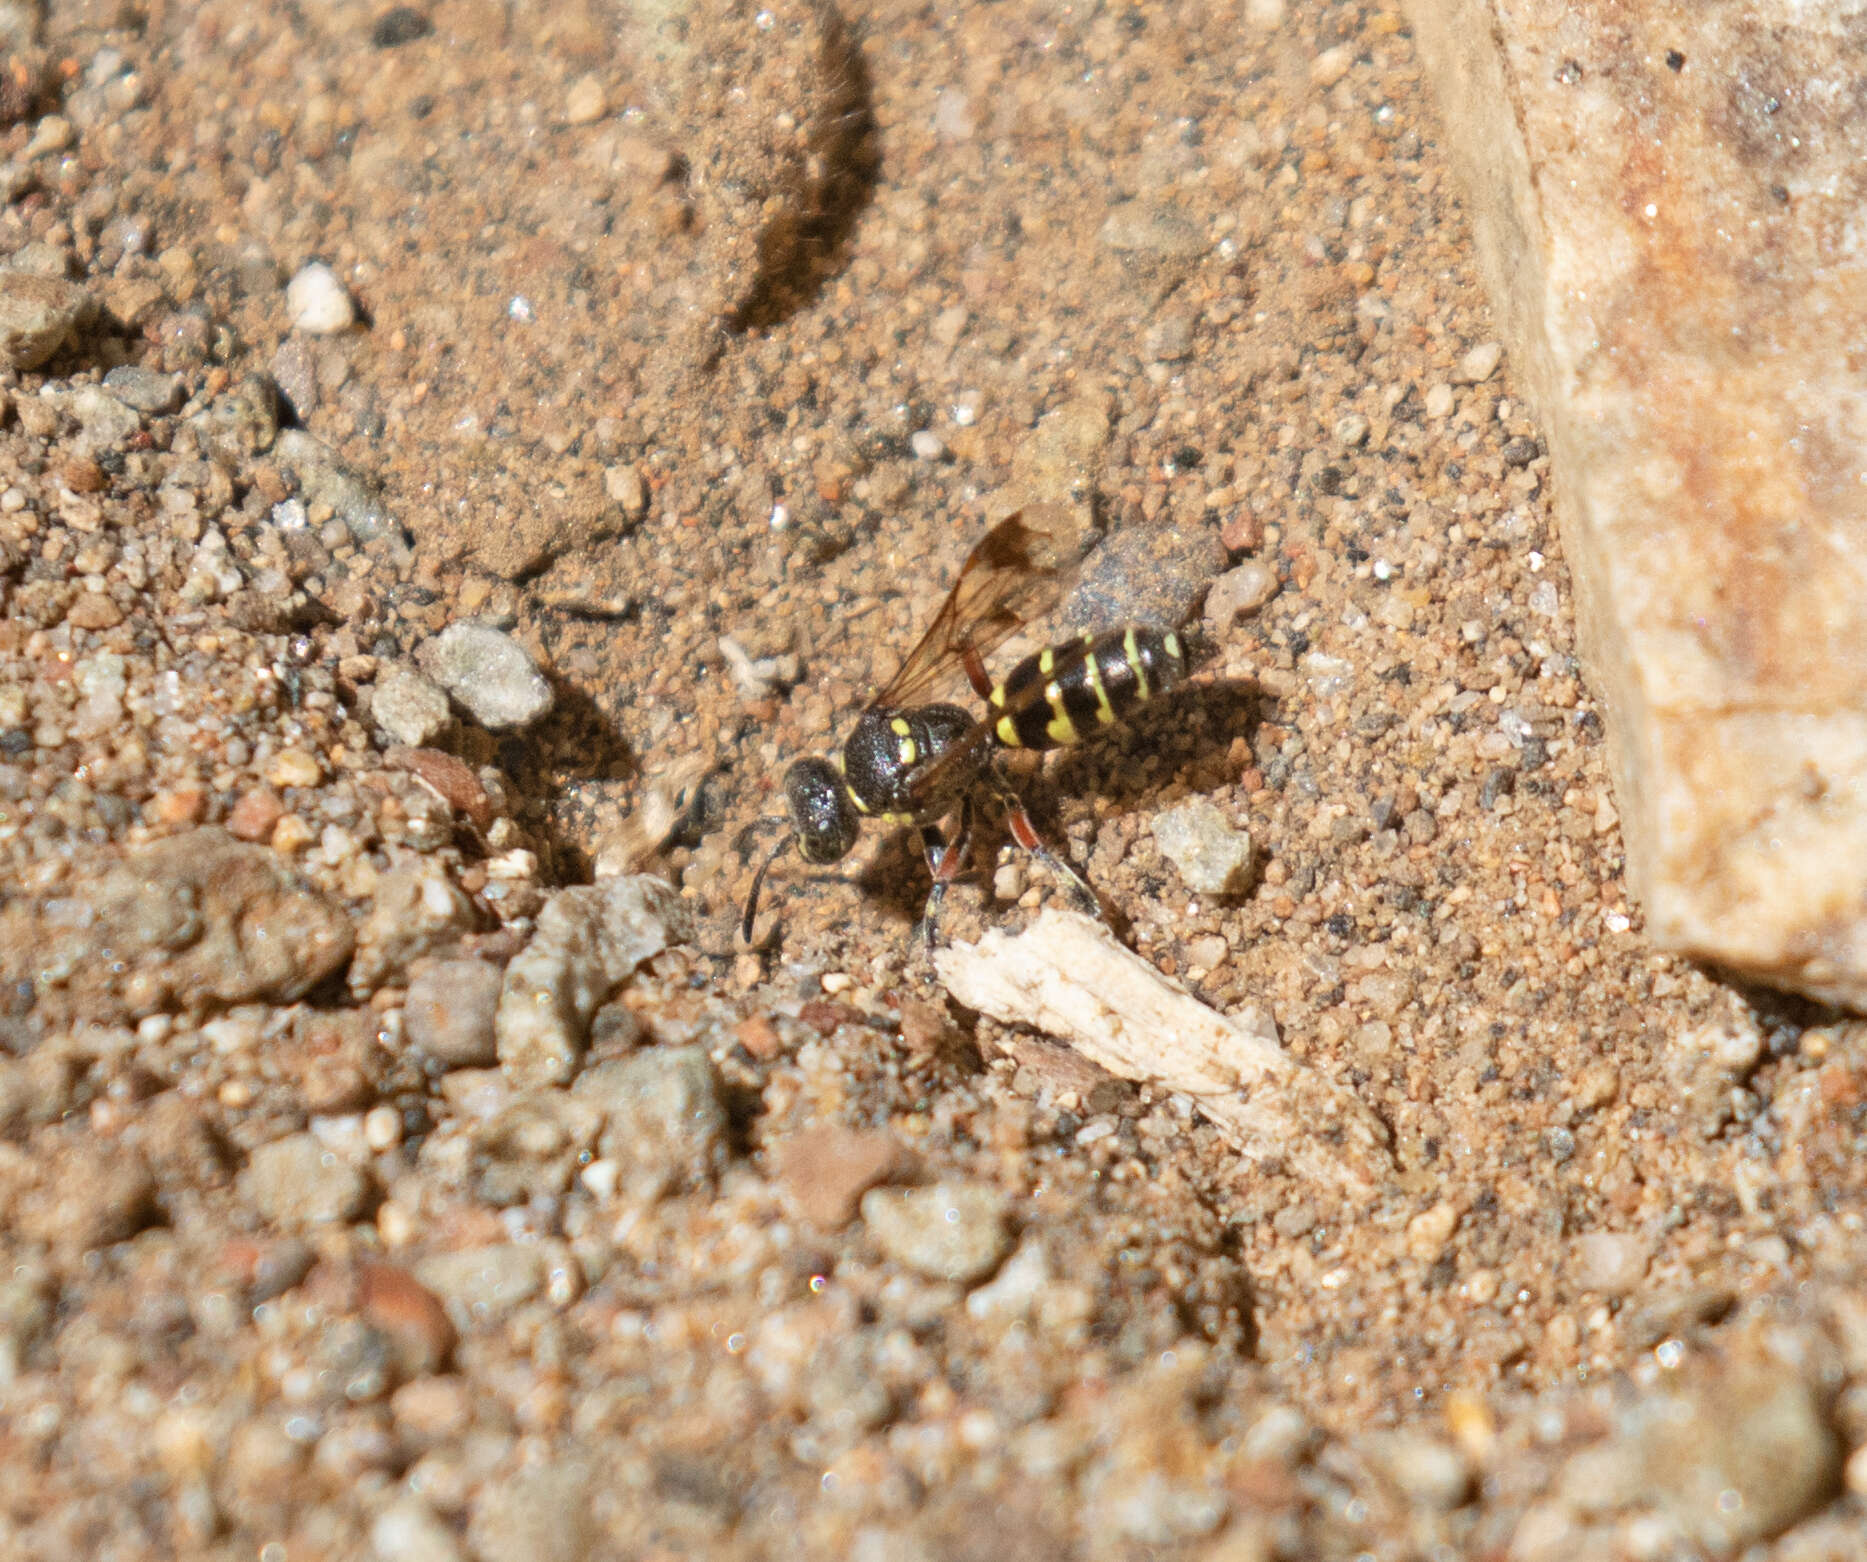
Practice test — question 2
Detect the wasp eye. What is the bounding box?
[784,756,859,865]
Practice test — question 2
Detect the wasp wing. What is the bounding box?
[867,508,1093,712]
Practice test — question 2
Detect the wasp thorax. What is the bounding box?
[784,755,860,864]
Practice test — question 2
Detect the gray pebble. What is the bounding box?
[240,1134,371,1229]
[1054,521,1225,637]
[272,428,398,543]
[406,959,504,1069]
[419,622,554,731]
[495,876,693,1087]
[860,1181,1012,1285]
[575,1044,727,1200]
[103,364,183,415]
[54,384,141,450]
[1152,798,1254,896]
[1203,561,1279,634]
[269,337,319,416]
[371,662,452,747]
[0,269,96,369]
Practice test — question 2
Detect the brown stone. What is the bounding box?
[65,591,123,630]
[1408,0,1867,1007]
[226,787,285,842]
[770,1125,903,1227]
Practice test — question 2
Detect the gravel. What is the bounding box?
[418,621,555,731]
[495,875,693,1087]
[371,662,453,747]
[240,1133,372,1229]
[1151,797,1255,896]
[405,958,504,1069]
[861,1181,1014,1285]
[0,3,1857,1558]
[0,268,94,368]
[286,261,357,334]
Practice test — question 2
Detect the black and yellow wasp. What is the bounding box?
[741,511,1189,944]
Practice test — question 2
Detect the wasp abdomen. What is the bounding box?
[990,626,1187,751]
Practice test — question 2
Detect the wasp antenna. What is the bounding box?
[741,834,793,944]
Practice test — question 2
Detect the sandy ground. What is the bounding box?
[1,0,1865,1558]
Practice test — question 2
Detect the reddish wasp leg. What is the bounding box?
[987,770,1103,918]
[917,800,975,947]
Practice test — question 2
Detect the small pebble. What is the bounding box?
[604,462,649,522]
[419,621,555,730]
[1311,44,1353,87]
[1332,412,1370,447]
[1406,1201,1461,1262]
[267,747,323,789]
[909,429,946,461]
[1144,311,1195,361]
[227,787,286,842]
[405,959,504,1069]
[415,1245,547,1330]
[286,262,357,335]
[240,1133,371,1229]
[102,364,183,414]
[1569,1231,1651,1296]
[574,1045,727,1199]
[371,1497,466,1562]
[1458,339,1503,382]
[23,115,72,159]
[861,1181,1012,1285]
[0,269,96,369]
[771,1125,902,1227]
[1151,798,1254,896]
[1424,382,1456,418]
[1362,1431,1471,1510]
[372,663,452,747]
[372,6,434,48]
[564,74,607,125]
[1203,561,1278,632]
[358,1261,456,1378]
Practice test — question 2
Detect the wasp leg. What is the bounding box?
[984,766,1104,919]
[916,800,974,948]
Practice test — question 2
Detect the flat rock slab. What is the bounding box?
[1407,0,1867,1006]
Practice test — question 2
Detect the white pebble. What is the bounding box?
[909,430,946,462]
[286,263,356,335]
[564,75,607,126]
[1459,340,1503,382]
